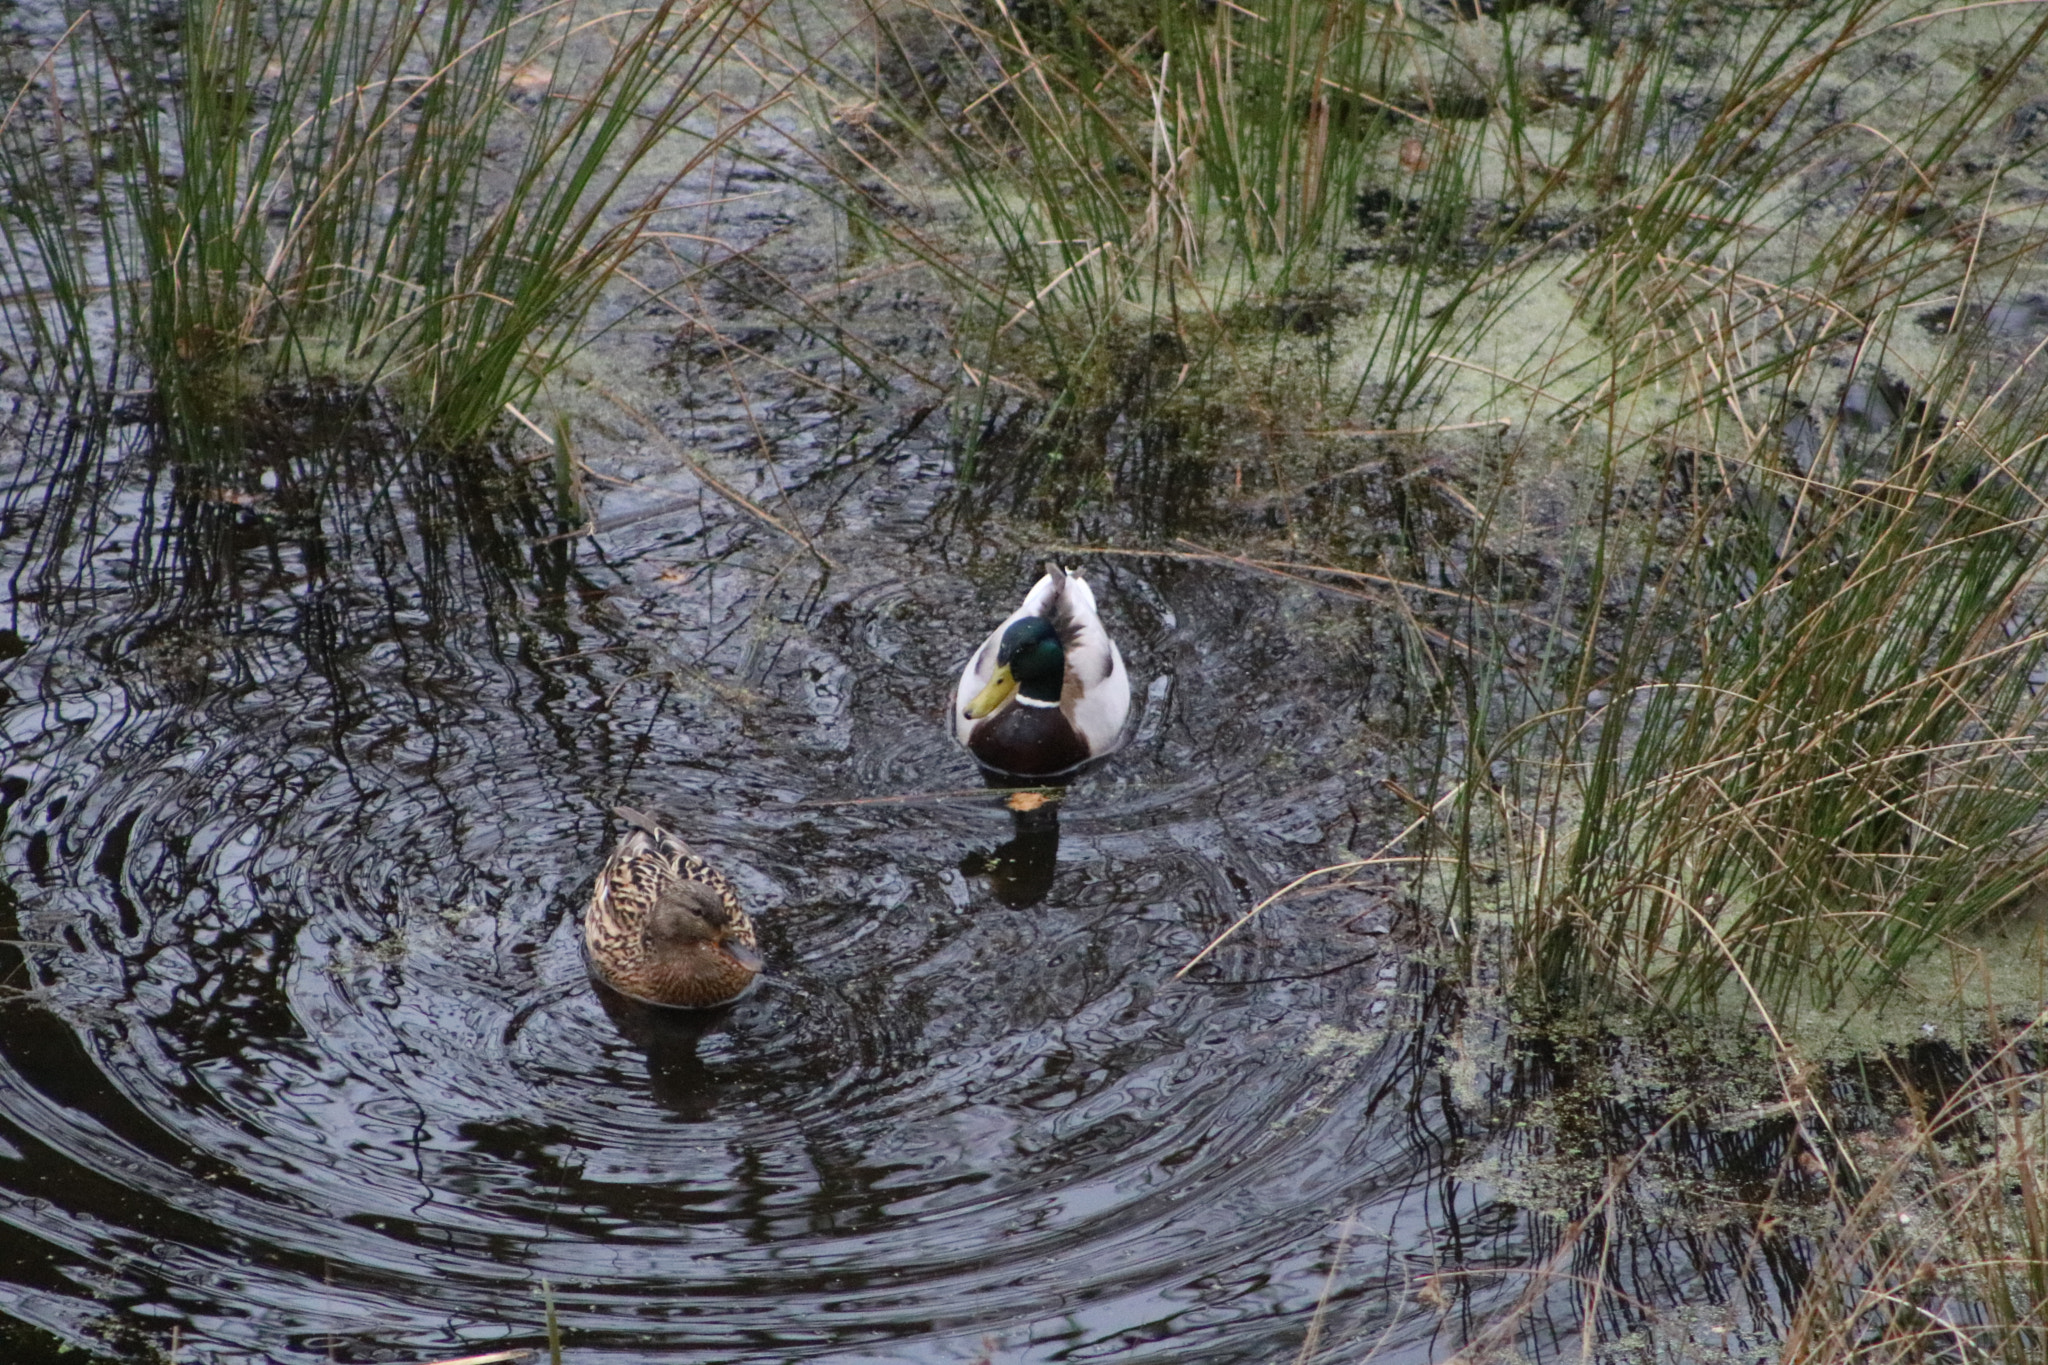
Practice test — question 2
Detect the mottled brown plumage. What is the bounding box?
[585,806,761,1009]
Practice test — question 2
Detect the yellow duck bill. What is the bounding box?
[965,663,1017,719]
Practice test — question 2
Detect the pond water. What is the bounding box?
[0,391,1529,1364]
[4,0,2046,1352]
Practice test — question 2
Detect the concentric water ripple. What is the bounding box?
[0,413,1475,1364]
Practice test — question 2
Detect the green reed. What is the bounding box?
[774,0,1464,396]
[0,0,766,447]
[1432,1,2048,1014]
[768,0,1816,443]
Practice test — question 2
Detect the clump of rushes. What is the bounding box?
[1476,388,2048,1015]
[774,1,1918,456]
[0,0,766,446]
[1432,3,2048,1014]
[1780,1018,2048,1363]
[777,0,1490,403]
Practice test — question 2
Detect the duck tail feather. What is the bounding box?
[1048,561,1103,646]
[613,805,661,834]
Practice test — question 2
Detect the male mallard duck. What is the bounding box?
[954,562,1131,776]
[585,806,762,1009]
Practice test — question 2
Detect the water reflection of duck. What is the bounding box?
[961,789,1063,907]
[590,976,729,1122]
[585,806,762,1008]
[954,562,1131,777]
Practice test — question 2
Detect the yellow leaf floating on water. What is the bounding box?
[1006,791,1049,813]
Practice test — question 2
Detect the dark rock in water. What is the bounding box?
[1915,295,2047,339]
[1982,295,2048,339]
[869,3,958,112]
[1268,294,1343,336]
[1836,375,1909,432]
[1354,185,1423,234]
[2003,97,2048,148]
[1781,405,1822,476]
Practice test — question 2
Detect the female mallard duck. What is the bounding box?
[954,562,1131,776]
[585,806,762,1008]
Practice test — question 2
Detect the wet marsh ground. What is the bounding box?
[4,0,2048,1362]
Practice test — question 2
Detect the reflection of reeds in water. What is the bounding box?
[5,390,562,639]
[1420,1008,2048,1365]
[1780,1014,2048,1365]
[0,0,770,445]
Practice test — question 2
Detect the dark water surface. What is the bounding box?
[0,396,1510,1363]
